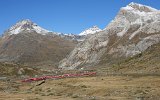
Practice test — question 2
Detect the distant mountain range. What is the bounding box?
[1,2,160,73]
[3,19,102,41]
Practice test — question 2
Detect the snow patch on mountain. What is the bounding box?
[79,26,102,36]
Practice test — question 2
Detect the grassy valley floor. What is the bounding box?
[0,74,160,100]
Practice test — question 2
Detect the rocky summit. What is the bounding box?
[4,19,50,36]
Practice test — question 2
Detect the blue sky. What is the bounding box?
[0,0,160,34]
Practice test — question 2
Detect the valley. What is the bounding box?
[0,74,160,100]
[0,1,160,100]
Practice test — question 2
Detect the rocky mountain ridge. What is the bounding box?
[4,19,101,41]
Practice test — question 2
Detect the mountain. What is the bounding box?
[59,2,160,70]
[4,19,50,36]
[0,20,77,68]
[79,26,102,36]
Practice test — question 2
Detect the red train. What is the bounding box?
[21,72,96,82]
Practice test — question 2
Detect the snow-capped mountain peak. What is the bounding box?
[122,2,158,13]
[128,2,158,12]
[79,26,102,36]
[5,19,50,35]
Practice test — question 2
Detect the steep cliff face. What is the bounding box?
[59,2,160,69]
